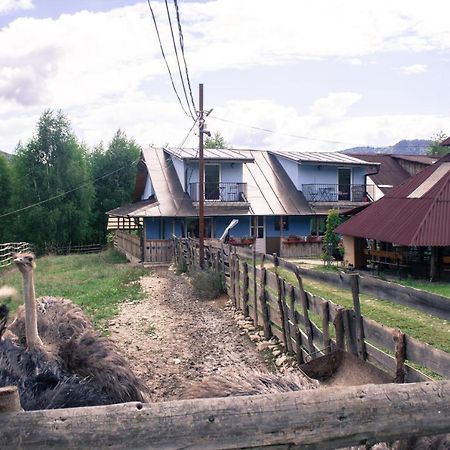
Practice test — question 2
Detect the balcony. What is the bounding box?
[189,182,247,202]
[302,184,367,202]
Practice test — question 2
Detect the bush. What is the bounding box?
[176,257,188,274]
[191,269,225,300]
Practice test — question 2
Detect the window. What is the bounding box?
[274,216,289,231]
[310,216,326,236]
[250,216,264,238]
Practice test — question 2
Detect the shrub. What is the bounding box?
[191,269,225,300]
[176,257,188,274]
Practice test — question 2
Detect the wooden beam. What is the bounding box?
[1,382,450,449]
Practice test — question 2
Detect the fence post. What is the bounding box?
[334,307,345,351]
[321,302,331,354]
[230,254,236,307]
[259,267,272,340]
[343,309,358,356]
[252,248,258,327]
[235,256,241,310]
[295,269,315,355]
[0,386,21,413]
[242,262,250,318]
[289,285,304,364]
[393,330,406,383]
[273,255,289,351]
[350,274,366,360]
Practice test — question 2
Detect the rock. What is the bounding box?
[173,358,181,365]
[249,334,260,342]
[109,320,116,326]
[272,350,281,357]
[275,355,287,366]
[256,342,272,351]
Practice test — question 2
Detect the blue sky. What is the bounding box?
[0,0,449,153]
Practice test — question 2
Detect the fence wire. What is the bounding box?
[0,242,32,268]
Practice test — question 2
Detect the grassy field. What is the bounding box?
[278,268,450,354]
[0,249,148,333]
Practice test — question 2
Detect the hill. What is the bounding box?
[0,150,12,159]
[344,139,432,155]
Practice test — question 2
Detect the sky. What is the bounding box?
[0,0,449,154]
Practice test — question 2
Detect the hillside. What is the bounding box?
[344,139,432,155]
[0,150,12,159]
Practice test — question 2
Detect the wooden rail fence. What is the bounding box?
[175,239,450,382]
[0,242,31,268]
[114,230,141,261]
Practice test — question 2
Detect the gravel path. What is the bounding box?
[108,267,270,402]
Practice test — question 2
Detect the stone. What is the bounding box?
[275,355,287,367]
[272,350,281,357]
[256,342,272,352]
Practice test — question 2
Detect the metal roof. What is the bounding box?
[108,148,312,218]
[336,154,450,246]
[164,147,254,162]
[272,151,374,166]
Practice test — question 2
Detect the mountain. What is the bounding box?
[344,139,432,155]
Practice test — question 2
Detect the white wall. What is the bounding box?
[276,155,299,187]
[141,175,154,199]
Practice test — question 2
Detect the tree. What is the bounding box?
[89,130,141,243]
[322,209,342,264]
[0,154,12,242]
[205,132,228,149]
[10,110,94,250]
[426,131,449,157]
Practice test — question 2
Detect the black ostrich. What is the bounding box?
[4,252,147,405]
[0,301,111,410]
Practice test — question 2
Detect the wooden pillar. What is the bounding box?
[289,285,304,364]
[0,386,21,413]
[259,267,272,340]
[242,262,250,318]
[349,274,366,360]
[295,269,315,355]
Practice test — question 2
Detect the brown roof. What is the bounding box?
[391,155,438,165]
[441,137,450,146]
[352,154,410,193]
[335,153,450,246]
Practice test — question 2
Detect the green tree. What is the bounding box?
[10,110,94,250]
[426,131,449,157]
[322,209,342,263]
[0,154,12,242]
[89,130,141,243]
[205,131,228,149]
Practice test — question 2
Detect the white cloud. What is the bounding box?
[0,1,449,152]
[397,64,428,74]
[0,0,33,14]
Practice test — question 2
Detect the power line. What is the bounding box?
[209,115,365,148]
[0,159,140,220]
[164,0,195,120]
[173,0,197,113]
[146,0,193,119]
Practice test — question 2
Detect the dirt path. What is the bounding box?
[108,268,271,402]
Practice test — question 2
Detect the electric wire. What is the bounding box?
[164,0,195,120]
[173,0,197,113]
[146,0,193,119]
[0,158,140,219]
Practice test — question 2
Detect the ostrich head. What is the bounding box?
[13,253,36,275]
[13,252,44,351]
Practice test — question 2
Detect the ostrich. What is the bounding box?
[0,290,111,410]
[7,252,147,404]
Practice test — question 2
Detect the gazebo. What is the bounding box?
[336,153,450,280]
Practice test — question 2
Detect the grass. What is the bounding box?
[395,278,450,298]
[0,249,148,333]
[278,267,450,354]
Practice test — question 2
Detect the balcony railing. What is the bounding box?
[189,182,247,202]
[302,184,367,202]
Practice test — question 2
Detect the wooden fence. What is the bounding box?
[175,239,450,382]
[114,230,141,261]
[0,242,31,268]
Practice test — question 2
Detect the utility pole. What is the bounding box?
[198,83,205,268]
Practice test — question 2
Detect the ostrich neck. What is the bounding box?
[22,270,43,351]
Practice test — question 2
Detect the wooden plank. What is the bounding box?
[259,268,272,340]
[281,280,293,355]
[295,270,315,354]
[321,302,331,354]
[334,308,345,351]
[242,262,250,318]
[362,317,396,353]
[288,285,304,364]
[404,335,450,378]
[350,274,366,360]
[7,381,449,450]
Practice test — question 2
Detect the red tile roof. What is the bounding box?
[335,153,450,246]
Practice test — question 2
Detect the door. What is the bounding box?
[205,164,220,200]
[251,216,266,254]
[338,168,351,201]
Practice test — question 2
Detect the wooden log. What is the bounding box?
[321,301,331,354]
[350,274,366,360]
[281,280,293,355]
[288,284,304,364]
[294,269,315,355]
[252,245,258,326]
[242,262,250,317]
[343,309,358,355]
[259,267,272,340]
[235,256,241,310]
[2,382,450,449]
[0,386,21,413]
